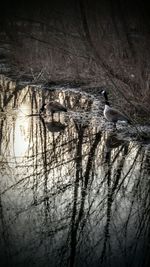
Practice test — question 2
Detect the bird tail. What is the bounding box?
[63,107,67,112]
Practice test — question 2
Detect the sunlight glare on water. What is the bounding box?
[10,103,31,158]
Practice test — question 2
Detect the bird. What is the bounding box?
[39,115,67,132]
[45,121,67,133]
[39,101,67,120]
[105,133,125,152]
[100,90,131,128]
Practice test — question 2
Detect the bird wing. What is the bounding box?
[106,108,128,122]
[47,101,67,112]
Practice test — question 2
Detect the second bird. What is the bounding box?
[40,101,67,120]
[100,90,130,128]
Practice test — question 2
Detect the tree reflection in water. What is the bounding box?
[0,81,150,267]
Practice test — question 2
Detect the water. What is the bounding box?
[0,83,150,267]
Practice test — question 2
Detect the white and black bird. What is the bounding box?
[39,101,67,120]
[100,90,131,128]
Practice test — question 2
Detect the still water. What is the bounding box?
[0,83,150,267]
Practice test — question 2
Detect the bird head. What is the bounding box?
[100,89,110,105]
[100,89,106,95]
[39,103,46,113]
[100,89,109,97]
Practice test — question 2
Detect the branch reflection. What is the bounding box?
[0,83,150,267]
